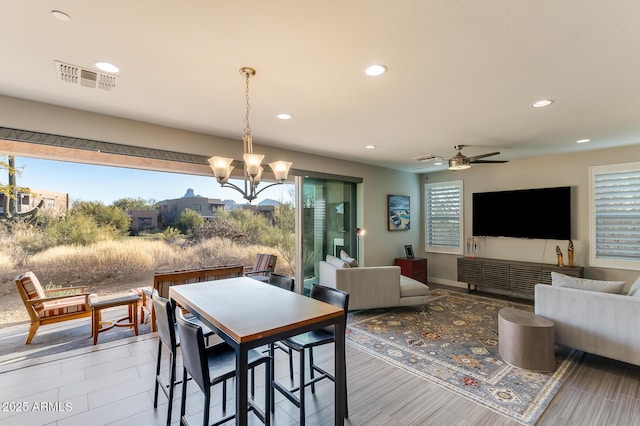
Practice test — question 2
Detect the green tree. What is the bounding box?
[112,197,157,210]
[173,208,204,234]
[71,201,131,233]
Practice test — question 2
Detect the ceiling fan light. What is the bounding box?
[448,158,471,170]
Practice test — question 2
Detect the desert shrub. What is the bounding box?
[44,213,117,247]
[228,209,272,245]
[173,208,204,234]
[187,215,250,245]
[161,226,183,243]
[71,201,131,233]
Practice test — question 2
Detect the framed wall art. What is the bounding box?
[388,194,410,231]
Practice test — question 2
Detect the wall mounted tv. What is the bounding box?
[472,186,571,240]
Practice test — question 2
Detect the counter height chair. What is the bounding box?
[152,293,215,426]
[267,273,295,291]
[272,284,349,425]
[176,310,272,426]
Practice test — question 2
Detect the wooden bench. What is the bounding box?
[145,264,244,331]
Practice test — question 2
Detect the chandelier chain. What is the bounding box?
[243,71,253,154]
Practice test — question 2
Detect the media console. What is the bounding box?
[457,257,584,296]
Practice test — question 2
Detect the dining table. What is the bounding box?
[169,276,347,426]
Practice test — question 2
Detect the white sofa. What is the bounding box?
[534,283,640,366]
[319,260,429,310]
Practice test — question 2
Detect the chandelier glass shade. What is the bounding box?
[208,67,292,202]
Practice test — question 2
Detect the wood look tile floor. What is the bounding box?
[1,288,638,425]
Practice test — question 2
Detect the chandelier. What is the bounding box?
[208,67,292,202]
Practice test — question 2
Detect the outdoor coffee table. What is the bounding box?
[89,292,141,345]
[498,307,555,372]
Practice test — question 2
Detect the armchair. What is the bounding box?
[15,271,94,344]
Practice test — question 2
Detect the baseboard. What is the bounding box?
[428,277,467,289]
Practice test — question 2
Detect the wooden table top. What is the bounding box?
[170,277,344,344]
[499,307,554,328]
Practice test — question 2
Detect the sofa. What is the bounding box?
[319,260,429,310]
[534,281,640,366]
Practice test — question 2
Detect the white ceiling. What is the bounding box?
[1,1,640,173]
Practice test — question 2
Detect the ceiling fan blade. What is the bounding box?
[470,159,508,164]
[466,151,500,162]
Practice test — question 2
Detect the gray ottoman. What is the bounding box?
[498,307,555,372]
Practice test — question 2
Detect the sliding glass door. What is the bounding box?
[301,178,357,295]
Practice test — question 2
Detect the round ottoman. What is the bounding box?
[498,307,555,372]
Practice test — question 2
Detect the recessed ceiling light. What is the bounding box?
[434,161,443,166]
[531,99,554,108]
[576,139,591,144]
[364,64,387,76]
[365,145,377,149]
[51,10,71,22]
[277,113,292,120]
[96,62,119,73]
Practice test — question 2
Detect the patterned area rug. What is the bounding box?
[346,289,582,425]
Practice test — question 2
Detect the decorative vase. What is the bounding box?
[555,245,564,267]
[568,240,574,267]
[466,237,477,258]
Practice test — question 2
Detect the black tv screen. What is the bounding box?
[472,186,571,240]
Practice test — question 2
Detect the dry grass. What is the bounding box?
[0,237,291,326]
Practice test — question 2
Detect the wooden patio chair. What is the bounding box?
[15,271,93,344]
[244,253,277,282]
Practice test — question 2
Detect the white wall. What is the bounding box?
[423,144,640,291]
[0,95,423,267]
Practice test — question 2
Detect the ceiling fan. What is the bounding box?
[447,145,507,170]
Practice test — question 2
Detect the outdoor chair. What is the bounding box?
[152,292,215,426]
[272,284,349,424]
[176,310,271,426]
[245,253,277,282]
[15,271,93,344]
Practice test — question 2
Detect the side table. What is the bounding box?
[394,257,428,284]
[89,292,141,345]
[498,307,555,372]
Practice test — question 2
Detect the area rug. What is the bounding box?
[345,289,582,425]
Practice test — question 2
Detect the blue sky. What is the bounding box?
[5,157,293,205]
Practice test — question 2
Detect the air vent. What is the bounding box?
[54,60,118,91]
[416,155,442,162]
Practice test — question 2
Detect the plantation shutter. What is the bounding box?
[425,180,463,254]
[591,165,640,268]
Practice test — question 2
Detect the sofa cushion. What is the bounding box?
[399,275,430,297]
[551,272,625,294]
[326,255,351,268]
[627,276,640,297]
[339,250,359,267]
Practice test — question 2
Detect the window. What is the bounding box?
[590,162,640,270]
[425,180,463,254]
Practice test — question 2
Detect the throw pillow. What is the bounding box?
[339,249,359,267]
[326,254,350,268]
[627,276,640,297]
[551,272,625,294]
